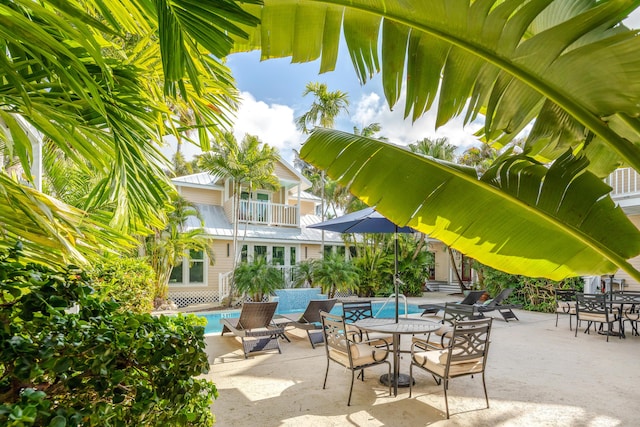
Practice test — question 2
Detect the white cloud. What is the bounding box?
[350,91,483,154]
[232,92,305,163]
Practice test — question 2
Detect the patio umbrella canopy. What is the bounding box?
[308,207,413,322]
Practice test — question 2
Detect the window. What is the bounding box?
[273,246,285,265]
[254,245,267,261]
[290,247,296,265]
[241,245,248,263]
[169,249,207,286]
[324,245,333,258]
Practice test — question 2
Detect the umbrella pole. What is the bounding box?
[395,226,399,323]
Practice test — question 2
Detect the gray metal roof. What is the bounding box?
[172,172,224,187]
[299,190,321,201]
[186,204,345,244]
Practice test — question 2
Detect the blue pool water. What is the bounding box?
[201,302,422,335]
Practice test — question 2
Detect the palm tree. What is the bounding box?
[458,144,499,175]
[408,137,457,162]
[313,253,360,298]
[296,82,350,133]
[296,82,350,252]
[198,133,280,273]
[240,0,640,283]
[143,195,214,306]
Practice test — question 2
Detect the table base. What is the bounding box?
[379,373,414,388]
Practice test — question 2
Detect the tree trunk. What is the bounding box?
[448,247,468,293]
[411,232,427,261]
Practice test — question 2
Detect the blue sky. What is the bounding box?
[175,10,640,165]
[219,39,483,164]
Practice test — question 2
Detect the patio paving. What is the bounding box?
[203,292,638,426]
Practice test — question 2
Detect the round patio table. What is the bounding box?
[354,317,440,397]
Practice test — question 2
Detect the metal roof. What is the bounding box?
[172,172,224,188]
[185,204,345,244]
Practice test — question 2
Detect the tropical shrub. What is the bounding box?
[90,257,156,313]
[0,247,217,426]
[398,247,432,297]
[233,257,284,301]
[313,253,360,298]
[475,261,584,313]
[291,260,316,288]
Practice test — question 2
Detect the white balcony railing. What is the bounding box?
[237,199,299,226]
[605,168,640,198]
[222,198,299,227]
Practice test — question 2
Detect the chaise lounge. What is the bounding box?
[220,301,285,358]
[274,299,337,348]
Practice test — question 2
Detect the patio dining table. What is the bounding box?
[354,317,440,397]
[605,293,640,338]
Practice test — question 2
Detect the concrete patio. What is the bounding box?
[203,292,638,426]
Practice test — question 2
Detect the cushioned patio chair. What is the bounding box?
[220,301,284,358]
[575,293,620,342]
[409,317,493,419]
[612,291,640,336]
[476,288,521,322]
[320,310,391,406]
[274,299,337,348]
[413,302,480,350]
[342,300,393,346]
[554,289,577,330]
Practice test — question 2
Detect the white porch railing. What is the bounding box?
[606,167,640,197]
[223,199,299,227]
[218,270,233,302]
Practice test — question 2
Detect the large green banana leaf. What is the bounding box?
[234,0,640,176]
[301,129,640,281]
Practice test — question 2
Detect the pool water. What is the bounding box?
[201,302,422,335]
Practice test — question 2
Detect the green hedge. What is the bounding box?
[0,248,217,426]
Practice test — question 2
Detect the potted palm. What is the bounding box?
[313,253,360,298]
[233,257,284,302]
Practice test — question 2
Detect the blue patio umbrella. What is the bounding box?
[308,207,414,323]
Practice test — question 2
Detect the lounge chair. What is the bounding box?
[274,299,338,348]
[409,317,493,419]
[320,310,391,405]
[476,288,521,322]
[419,289,486,317]
[220,302,284,358]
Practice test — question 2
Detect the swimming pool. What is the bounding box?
[200,302,422,335]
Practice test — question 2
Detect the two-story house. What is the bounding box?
[166,158,478,307]
[167,158,347,307]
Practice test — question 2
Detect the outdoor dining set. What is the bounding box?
[219,290,509,419]
[555,288,640,341]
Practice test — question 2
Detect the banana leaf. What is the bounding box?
[300,128,640,281]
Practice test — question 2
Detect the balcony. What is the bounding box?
[606,168,640,197]
[224,199,299,227]
[605,168,640,214]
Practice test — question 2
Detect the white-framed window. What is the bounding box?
[169,249,207,287]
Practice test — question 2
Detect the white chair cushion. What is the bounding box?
[413,349,483,376]
[330,343,388,367]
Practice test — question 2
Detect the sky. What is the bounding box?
[173,9,640,166]
[223,44,483,165]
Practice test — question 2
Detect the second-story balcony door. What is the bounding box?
[256,193,269,222]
